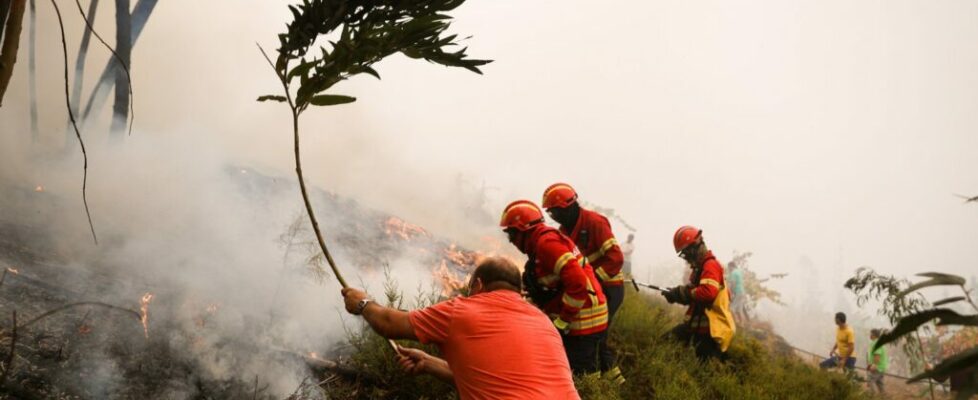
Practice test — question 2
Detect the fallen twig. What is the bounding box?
[18,301,140,330]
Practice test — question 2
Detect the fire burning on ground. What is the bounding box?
[431,242,518,297]
[384,217,431,241]
[433,259,470,296]
[140,292,155,339]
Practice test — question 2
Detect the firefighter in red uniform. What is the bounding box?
[664,225,733,361]
[500,200,609,375]
[541,183,626,384]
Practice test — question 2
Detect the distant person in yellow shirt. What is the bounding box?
[820,312,856,372]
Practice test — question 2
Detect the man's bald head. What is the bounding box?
[469,257,522,294]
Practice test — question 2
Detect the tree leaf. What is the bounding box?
[917,272,967,283]
[875,308,975,349]
[897,273,967,299]
[257,95,287,102]
[933,297,967,307]
[309,94,356,106]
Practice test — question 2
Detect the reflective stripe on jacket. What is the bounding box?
[527,226,609,336]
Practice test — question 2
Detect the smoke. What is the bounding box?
[0,119,503,398]
[4,0,978,394]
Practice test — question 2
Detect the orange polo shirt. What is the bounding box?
[409,290,580,400]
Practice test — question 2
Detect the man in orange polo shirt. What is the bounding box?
[341,257,580,400]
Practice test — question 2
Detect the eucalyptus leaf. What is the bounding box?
[875,308,973,349]
[907,347,978,383]
[257,95,287,102]
[933,296,967,307]
[309,94,356,106]
[897,273,968,299]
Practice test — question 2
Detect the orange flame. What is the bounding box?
[34,185,44,192]
[78,324,92,334]
[442,243,484,268]
[140,292,154,339]
[384,217,430,240]
[433,259,469,297]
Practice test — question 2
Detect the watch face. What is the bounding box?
[357,299,370,313]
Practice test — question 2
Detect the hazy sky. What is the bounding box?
[4,0,978,306]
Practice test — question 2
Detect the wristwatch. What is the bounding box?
[355,298,373,315]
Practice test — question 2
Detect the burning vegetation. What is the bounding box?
[0,166,514,399]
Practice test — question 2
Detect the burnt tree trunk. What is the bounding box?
[0,0,26,107]
[80,0,153,124]
[109,0,130,137]
[65,0,98,144]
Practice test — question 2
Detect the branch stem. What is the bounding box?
[257,44,398,352]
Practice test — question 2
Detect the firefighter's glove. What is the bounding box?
[664,286,692,305]
[552,317,570,334]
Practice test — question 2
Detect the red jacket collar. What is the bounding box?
[560,207,590,239]
[696,250,716,267]
[523,224,559,255]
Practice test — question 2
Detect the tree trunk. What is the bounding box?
[0,0,26,106]
[27,0,36,140]
[81,0,154,124]
[1,1,11,44]
[66,0,98,144]
[109,0,130,137]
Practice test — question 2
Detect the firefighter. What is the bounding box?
[542,183,625,384]
[500,200,609,375]
[663,226,736,361]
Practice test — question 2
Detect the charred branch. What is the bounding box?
[18,301,140,331]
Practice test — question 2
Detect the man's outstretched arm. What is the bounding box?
[342,288,417,340]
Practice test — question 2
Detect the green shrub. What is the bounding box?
[609,288,868,400]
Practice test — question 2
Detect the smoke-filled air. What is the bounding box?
[0,0,976,399]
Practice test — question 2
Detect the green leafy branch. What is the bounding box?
[257,0,489,289]
[873,272,977,399]
[848,270,978,399]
